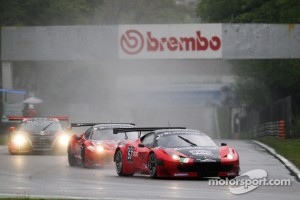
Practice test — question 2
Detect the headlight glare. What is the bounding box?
[13,134,27,146]
[172,154,180,160]
[226,148,234,159]
[227,154,234,159]
[59,134,69,145]
[96,145,105,153]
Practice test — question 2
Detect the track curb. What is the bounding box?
[252,140,300,182]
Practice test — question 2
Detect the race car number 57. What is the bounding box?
[127,146,135,162]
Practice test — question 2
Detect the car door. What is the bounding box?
[134,132,155,171]
[74,128,92,159]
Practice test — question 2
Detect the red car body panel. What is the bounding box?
[68,123,136,167]
[114,129,240,179]
[69,135,118,166]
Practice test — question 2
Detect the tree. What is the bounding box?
[197,0,300,23]
[197,0,300,107]
[0,0,104,26]
[197,0,300,135]
[94,0,199,24]
[0,0,199,26]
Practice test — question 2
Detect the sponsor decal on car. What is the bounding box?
[174,173,189,177]
[189,149,213,156]
[180,158,190,163]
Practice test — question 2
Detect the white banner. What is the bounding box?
[118,24,222,59]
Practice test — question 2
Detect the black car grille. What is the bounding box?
[177,162,234,177]
[219,164,234,172]
[29,135,55,150]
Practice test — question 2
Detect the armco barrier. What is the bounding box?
[278,120,286,139]
[250,120,286,139]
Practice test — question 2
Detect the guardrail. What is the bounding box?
[249,120,286,139]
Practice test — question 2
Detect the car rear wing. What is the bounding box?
[49,116,69,121]
[113,127,186,138]
[71,123,135,127]
[8,116,25,122]
[8,116,69,122]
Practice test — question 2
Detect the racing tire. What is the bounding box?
[67,145,76,166]
[115,149,125,176]
[9,148,22,155]
[81,148,89,168]
[8,149,16,155]
[68,153,76,166]
[9,151,18,155]
[148,153,158,179]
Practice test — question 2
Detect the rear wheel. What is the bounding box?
[115,149,124,176]
[148,153,158,179]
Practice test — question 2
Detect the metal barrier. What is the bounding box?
[250,120,286,139]
[240,96,292,138]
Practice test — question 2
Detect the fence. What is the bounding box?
[248,120,286,139]
[239,96,292,138]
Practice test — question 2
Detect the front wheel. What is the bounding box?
[148,153,158,179]
[9,150,18,155]
[81,148,89,168]
[68,145,76,166]
[68,152,76,166]
[115,150,124,176]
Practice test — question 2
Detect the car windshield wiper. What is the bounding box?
[41,122,54,131]
[178,135,197,147]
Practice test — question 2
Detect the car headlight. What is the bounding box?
[172,154,180,160]
[87,145,104,153]
[13,134,27,146]
[227,154,234,159]
[164,149,181,161]
[96,145,105,153]
[225,148,234,160]
[58,134,69,146]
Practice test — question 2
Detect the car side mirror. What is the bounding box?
[221,143,227,146]
[138,143,145,148]
[75,135,81,140]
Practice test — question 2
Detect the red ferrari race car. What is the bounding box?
[7,116,71,154]
[67,123,138,168]
[113,127,240,179]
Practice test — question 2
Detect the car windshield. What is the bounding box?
[157,133,217,148]
[20,120,63,132]
[91,129,139,141]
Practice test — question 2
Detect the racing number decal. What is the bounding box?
[127,146,135,162]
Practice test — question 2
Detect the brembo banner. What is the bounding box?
[119,24,222,59]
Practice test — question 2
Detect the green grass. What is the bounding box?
[256,137,300,169]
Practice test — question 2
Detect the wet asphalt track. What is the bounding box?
[0,140,299,200]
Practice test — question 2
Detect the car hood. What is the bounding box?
[16,130,63,137]
[171,146,220,162]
